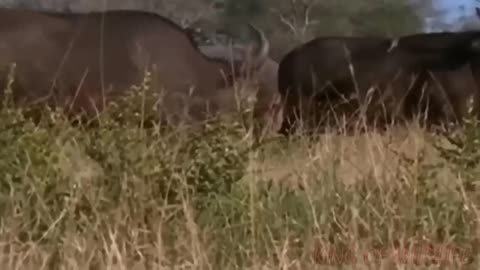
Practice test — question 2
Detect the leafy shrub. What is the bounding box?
[1,67,479,268]
[0,71,250,246]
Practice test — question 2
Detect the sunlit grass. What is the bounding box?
[0,72,479,270]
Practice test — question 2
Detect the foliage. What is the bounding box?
[1,85,479,267]
[0,69,479,267]
[0,71,250,248]
[217,0,424,59]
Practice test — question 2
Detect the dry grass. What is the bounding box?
[249,124,435,182]
[1,121,479,270]
[0,74,479,270]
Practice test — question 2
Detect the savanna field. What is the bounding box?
[1,74,480,270]
[0,0,477,268]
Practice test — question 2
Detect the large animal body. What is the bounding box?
[0,8,272,130]
[277,31,480,135]
[198,44,283,138]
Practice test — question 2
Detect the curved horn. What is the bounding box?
[247,23,269,68]
[199,44,244,62]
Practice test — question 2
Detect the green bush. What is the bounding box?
[0,72,250,246]
[1,68,479,268]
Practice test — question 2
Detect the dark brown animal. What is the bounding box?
[198,44,283,139]
[277,31,480,136]
[0,8,270,128]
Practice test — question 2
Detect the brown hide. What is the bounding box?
[198,44,283,139]
[277,32,480,135]
[0,8,270,127]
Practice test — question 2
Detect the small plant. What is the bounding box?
[1,66,479,268]
[0,70,250,248]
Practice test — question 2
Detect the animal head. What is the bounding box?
[201,24,270,85]
[198,31,284,138]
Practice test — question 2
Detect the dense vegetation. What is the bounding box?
[0,70,479,269]
[0,1,479,269]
